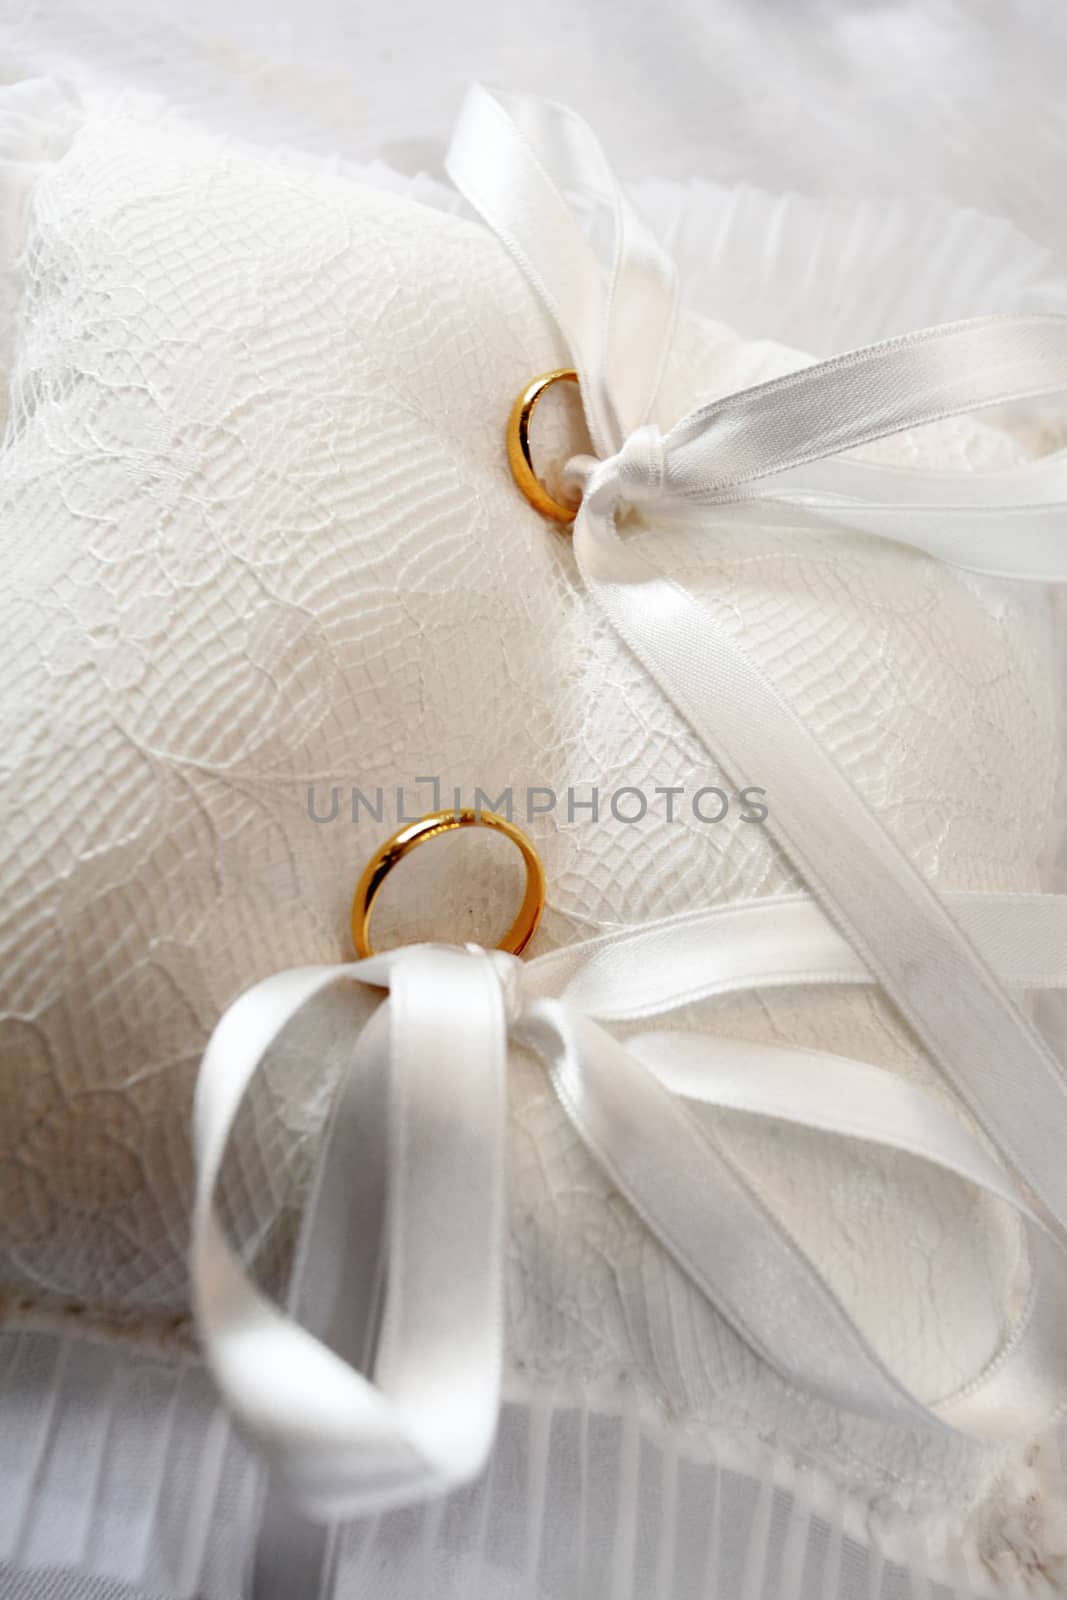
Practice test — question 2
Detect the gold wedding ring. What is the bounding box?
[506,368,581,524]
[351,808,546,959]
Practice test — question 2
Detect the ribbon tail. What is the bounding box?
[627,1027,1067,1440]
[573,492,1067,1243]
[517,997,942,1430]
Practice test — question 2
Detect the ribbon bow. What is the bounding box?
[193,85,1067,1559]
[450,86,1067,582]
[195,903,1067,1525]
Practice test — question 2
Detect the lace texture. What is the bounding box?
[0,90,1065,1589]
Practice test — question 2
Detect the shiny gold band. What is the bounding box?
[351,808,546,959]
[506,368,580,524]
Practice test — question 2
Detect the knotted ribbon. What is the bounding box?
[195,901,1067,1521]
[192,84,1067,1576]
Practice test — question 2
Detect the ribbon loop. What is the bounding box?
[449,85,678,457]
[450,89,1067,581]
[194,893,1067,1526]
[193,945,508,1520]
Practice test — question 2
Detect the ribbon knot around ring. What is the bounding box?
[194,902,1067,1523]
[577,422,669,515]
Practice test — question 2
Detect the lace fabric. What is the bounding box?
[1,82,1066,1596]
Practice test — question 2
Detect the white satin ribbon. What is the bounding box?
[194,949,506,1520]
[448,85,1067,1246]
[193,911,1067,1527]
[525,888,1067,1019]
[190,84,1067,1586]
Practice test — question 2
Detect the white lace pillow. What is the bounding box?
[1,93,1064,1585]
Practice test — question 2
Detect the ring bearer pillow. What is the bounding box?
[1,77,1067,1598]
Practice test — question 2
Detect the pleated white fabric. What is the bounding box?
[5,1327,1053,1600]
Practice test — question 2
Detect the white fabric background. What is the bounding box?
[2,8,1067,1600]
[1,0,1067,258]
